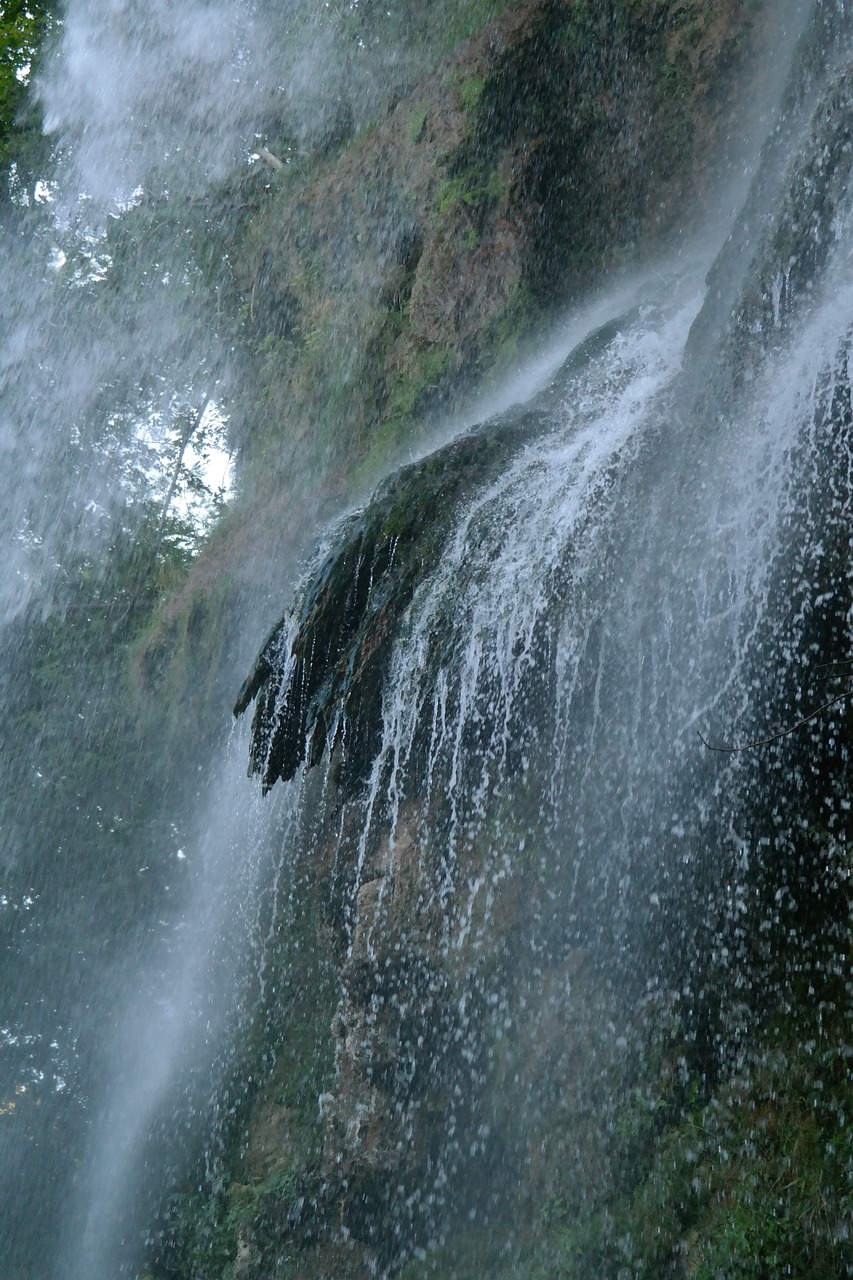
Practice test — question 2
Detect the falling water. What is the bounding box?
[0,2,371,1276]
[3,0,853,1277]
[234,3,853,1267]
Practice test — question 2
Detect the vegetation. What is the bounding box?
[456,74,486,115]
[396,1021,853,1279]
[149,874,339,1279]
[0,0,55,191]
[406,105,428,145]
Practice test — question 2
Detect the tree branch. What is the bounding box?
[157,393,211,537]
[697,690,851,753]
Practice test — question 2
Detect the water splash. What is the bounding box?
[234,36,853,1258]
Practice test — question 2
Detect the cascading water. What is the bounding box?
[3,0,853,1277]
[232,7,853,1270]
[0,3,378,1276]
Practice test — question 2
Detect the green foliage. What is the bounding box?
[161,1189,237,1280]
[609,1038,853,1278]
[457,74,486,115]
[436,166,507,218]
[253,885,338,1124]
[349,344,455,485]
[0,3,45,122]
[0,0,55,187]
[407,104,429,144]
[387,346,452,420]
[395,1043,853,1280]
[155,1097,314,1277]
[144,870,338,1278]
[478,281,533,375]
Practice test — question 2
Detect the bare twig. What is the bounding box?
[157,393,212,536]
[697,690,851,753]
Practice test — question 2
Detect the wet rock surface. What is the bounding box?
[146,5,853,1280]
[231,0,768,502]
[235,391,553,792]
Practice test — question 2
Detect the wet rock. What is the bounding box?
[232,0,768,498]
[235,390,553,791]
[243,1101,306,1183]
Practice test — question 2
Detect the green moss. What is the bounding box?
[225,1162,302,1235]
[479,281,534,375]
[436,177,461,217]
[564,1034,853,1279]
[261,916,338,1122]
[407,104,429,144]
[166,1165,301,1280]
[349,415,410,490]
[656,55,695,163]
[436,166,507,219]
[347,342,455,481]
[433,0,512,54]
[150,883,337,1279]
[159,1190,236,1280]
[458,74,486,115]
[386,923,853,1280]
[389,347,452,419]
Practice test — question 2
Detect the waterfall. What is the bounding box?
[238,255,853,1265]
[2,1,852,1277]
[234,4,853,1269]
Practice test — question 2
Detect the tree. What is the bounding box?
[0,1,55,190]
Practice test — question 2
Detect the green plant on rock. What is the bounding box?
[159,1157,306,1279]
[225,1163,301,1237]
[162,1190,237,1280]
[692,1207,771,1280]
[436,166,507,219]
[606,1035,853,1279]
[388,346,452,420]
[478,281,533,376]
[349,344,454,483]
[407,104,429,144]
[458,73,486,115]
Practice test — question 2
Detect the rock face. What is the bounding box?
[157,3,847,1278]
[225,781,665,1278]
[230,294,677,1270]
[231,0,771,504]
[140,0,775,739]
[233,368,569,792]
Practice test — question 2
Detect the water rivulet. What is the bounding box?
[230,7,853,1276]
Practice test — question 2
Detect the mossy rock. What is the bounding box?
[233,304,632,794]
[235,412,529,791]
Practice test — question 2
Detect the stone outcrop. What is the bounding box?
[231,0,771,503]
[154,3,817,1278]
[233,368,567,791]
